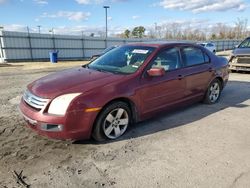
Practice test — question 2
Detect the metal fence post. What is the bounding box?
[52,35,55,50]
[27,27,33,61]
[105,38,107,48]
[81,32,85,58]
[0,33,4,61]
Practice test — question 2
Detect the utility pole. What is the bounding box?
[37,25,41,34]
[49,28,55,50]
[49,28,54,35]
[154,22,157,38]
[26,26,30,34]
[103,6,110,39]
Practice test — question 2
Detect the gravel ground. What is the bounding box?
[0,60,250,188]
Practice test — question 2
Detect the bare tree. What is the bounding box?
[234,18,248,39]
[119,18,249,41]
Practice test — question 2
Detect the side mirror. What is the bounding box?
[147,68,165,77]
[233,45,238,49]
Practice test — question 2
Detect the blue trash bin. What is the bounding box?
[49,51,58,63]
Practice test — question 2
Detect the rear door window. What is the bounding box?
[181,47,208,67]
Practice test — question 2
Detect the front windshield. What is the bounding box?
[239,38,250,48]
[89,46,155,74]
[102,46,116,54]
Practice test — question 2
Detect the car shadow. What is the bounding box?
[74,80,250,145]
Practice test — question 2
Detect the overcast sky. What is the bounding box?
[0,0,249,35]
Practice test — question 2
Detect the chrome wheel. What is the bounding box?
[103,108,129,139]
[209,82,220,103]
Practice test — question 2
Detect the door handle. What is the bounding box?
[178,75,184,80]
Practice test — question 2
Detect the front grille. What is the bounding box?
[23,90,49,110]
[236,57,250,64]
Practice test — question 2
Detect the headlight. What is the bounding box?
[229,56,235,63]
[232,57,238,63]
[48,93,81,116]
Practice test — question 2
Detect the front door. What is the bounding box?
[138,47,186,115]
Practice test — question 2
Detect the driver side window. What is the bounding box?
[240,38,250,48]
[151,48,181,71]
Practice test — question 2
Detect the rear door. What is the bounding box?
[138,47,186,115]
[180,46,214,99]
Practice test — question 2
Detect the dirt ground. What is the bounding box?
[0,60,250,188]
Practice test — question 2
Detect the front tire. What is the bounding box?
[203,79,222,104]
[92,102,131,142]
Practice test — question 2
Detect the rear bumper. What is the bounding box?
[19,98,98,140]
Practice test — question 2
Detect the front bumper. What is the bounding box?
[19,98,98,140]
[229,56,250,71]
[229,63,250,71]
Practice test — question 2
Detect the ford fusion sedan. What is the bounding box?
[229,37,250,72]
[19,42,229,141]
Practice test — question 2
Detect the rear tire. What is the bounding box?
[203,79,222,104]
[92,102,131,142]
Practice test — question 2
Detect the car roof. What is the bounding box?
[126,41,197,48]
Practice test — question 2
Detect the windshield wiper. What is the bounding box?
[82,64,89,68]
[90,67,109,73]
[82,64,105,72]
[87,66,126,75]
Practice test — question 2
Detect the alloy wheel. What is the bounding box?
[209,82,220,103]
[102,108,129,139]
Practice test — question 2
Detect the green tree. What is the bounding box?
[124,29,130,38]
[132,26,146,38]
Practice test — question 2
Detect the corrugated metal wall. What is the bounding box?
[0,31,243,62]
[211,40,241,51]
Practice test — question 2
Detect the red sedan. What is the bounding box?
[19,42,229,141]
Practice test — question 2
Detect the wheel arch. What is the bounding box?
[104,97,139,123]
[205,76,224,96]
[92,97,139,133]
[203,76,223,104]
[215,76,224,88]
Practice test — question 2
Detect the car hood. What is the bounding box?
[28,67,123,98]
[233,48,250,56]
